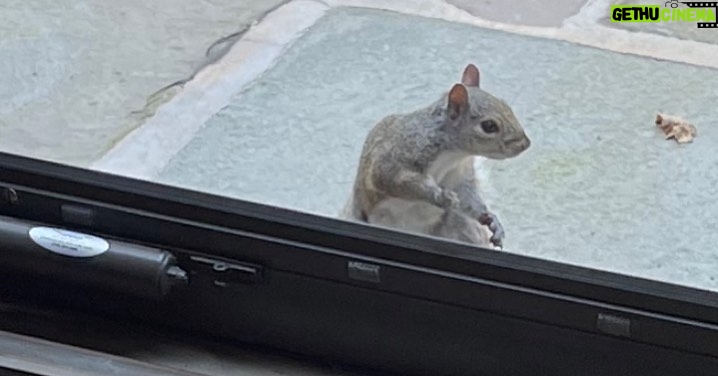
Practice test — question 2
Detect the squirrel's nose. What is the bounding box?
[505,136,530,153]
[514,136,530,152]
[517,131,531,150]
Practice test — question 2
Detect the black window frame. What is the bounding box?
[0,151,716,375]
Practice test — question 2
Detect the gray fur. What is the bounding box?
[341,64,530,248]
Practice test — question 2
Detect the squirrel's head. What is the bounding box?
[444,64,531,160]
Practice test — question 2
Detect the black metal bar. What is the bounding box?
[0,152,714,322]
[0,151,717,375]
[0,330,205,376]
[0,215,188,299]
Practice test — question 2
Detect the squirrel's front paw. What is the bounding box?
[435,190,460,209]
[478,212,504,248]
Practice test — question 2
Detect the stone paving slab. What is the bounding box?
[157,7,718,292]
[448,0,589,27]
[600,0,718,45]
[0,0,286,167]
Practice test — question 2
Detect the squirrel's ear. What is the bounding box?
[448,84,468,120]
[461,64,480,87]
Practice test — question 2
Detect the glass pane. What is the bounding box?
[5,1,718,295]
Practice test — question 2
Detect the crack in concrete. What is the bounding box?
[92,0,718,179]
[91,0,330,178]
[135,0,293,127]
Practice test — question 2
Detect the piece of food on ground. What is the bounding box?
[655,113,697,144]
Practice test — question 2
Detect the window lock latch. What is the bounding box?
[189,255,263,287]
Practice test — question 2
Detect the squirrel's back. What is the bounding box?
[340,114,401,221]
[343,107,440,220]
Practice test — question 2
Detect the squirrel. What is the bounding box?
[340,64,531,248]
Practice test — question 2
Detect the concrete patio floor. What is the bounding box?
[0,0,287,167]
[150,6,718,293]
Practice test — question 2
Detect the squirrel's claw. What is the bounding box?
[478,212,504,248]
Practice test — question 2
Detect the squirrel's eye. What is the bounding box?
[480,120,499,133]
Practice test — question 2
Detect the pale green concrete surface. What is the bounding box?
[158,8,718,293]
[448,0,589,26]
[0,0,286,167]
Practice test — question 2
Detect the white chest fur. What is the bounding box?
[426,151,472,187]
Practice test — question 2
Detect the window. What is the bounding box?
[69,2,717,294]
[2,1,717,375]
